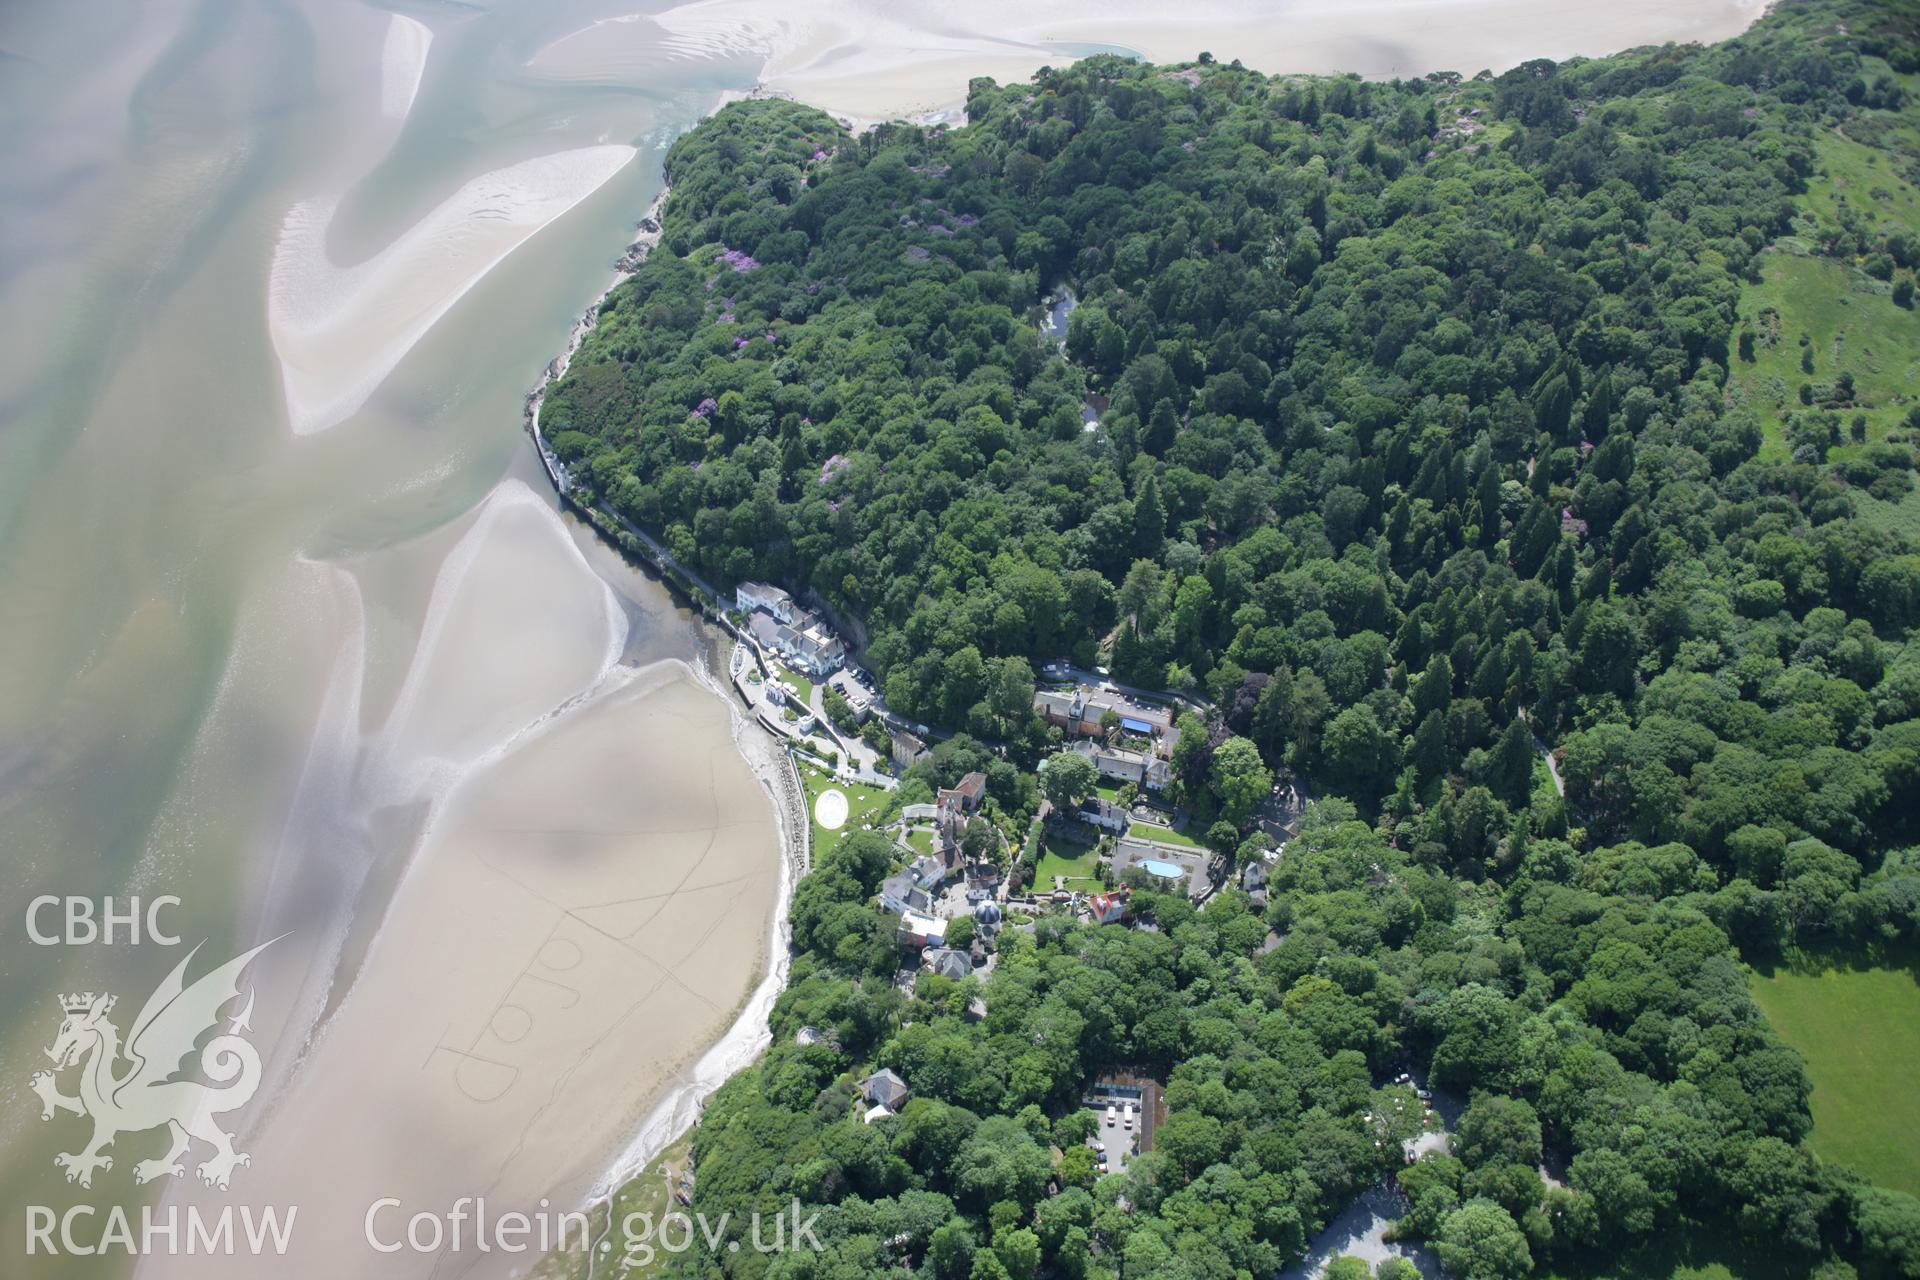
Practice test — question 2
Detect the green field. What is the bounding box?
[1032,831,1103,891]
[1749,953,1920,1197]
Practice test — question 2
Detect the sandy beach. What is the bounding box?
[533,0,1768,123]
[144,646,784,1277]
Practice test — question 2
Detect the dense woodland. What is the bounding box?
[542,2,1920,1277]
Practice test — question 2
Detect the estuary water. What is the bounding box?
[0,2,784,1275]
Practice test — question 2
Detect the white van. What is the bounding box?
[1123,1103,1135,1130]
[1105,1104,1117,1125]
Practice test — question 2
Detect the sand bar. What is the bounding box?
[381,14,433,121]
[268,144,636,436]
[370,480,627,785]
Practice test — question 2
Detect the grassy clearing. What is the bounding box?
[1854,481,1920,540]
[1803,128,1920,240]
[1748,948,1920,1197]
[1729,119,1920,471]
[1728,252,1920,459]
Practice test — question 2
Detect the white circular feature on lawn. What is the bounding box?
[815,789,850,831]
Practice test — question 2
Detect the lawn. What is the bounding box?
[1032,831,1103,891]
[776,664,815,704]
[1129,819,1205,851]
[798,763,886,858]
[903,827,935,857]
[1748,950,1920,1197]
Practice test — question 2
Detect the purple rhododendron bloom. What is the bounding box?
[692,397,717,419]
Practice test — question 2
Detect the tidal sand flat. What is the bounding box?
[370,481,627,780]
[381,14,432,121]
[144,661,780,1278]
[236,479,632,1095]
[597,0,1768,121]
[267,145,636,436]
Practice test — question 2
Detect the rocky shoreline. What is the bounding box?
[523,183,670,492]
[518,180,734,616]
